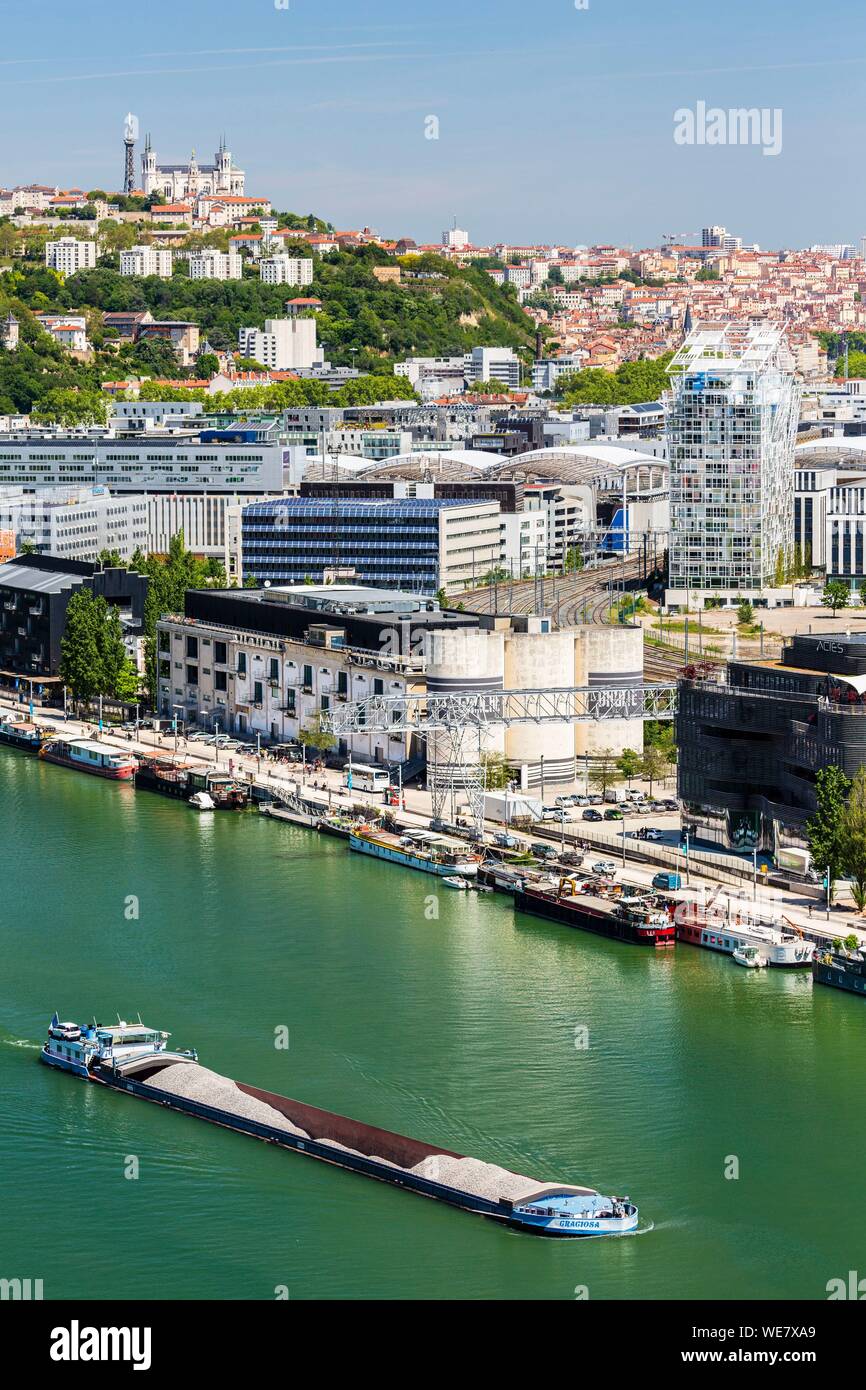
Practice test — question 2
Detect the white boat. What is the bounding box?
[733,945,768,968]
[189,791,216,812]
[510,1190,639,1236]
[442,875,470,889]
[40,1013,197,1079]
[676,905,814,966]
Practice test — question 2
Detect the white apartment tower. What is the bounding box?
[188,250,243,280]
[237,316,322,372]
[665,322,801,601]
[45,238,97,274]
[259,256,314,287]
[119,245,174,278]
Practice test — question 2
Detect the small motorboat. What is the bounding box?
[442,875,470,889]
[189,791,216,812]
[733,945,768,968]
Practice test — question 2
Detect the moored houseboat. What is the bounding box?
[187,767,249,809]
[349,826,479,877]
[39,737,137,780]
[0,714,46,752]
[515,877,676,947]
[134,755,193,799]
[674,903,813,966]
[813,946,866,996]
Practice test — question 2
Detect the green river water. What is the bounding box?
[1,745,863,1300]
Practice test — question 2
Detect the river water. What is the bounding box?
[1,746,862,1300]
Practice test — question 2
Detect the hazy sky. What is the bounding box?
[0,0,863,249]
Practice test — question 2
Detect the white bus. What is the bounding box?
[344,764,391,793]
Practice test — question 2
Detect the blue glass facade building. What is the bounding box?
[241,497,469,592]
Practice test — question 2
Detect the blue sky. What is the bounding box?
[0,0,863,249]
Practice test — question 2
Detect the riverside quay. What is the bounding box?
[677,632,866,851]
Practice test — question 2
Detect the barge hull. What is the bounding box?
[89,1065,516,1227]
[515,890,673,946]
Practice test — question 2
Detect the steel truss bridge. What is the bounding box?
[323,683,678,831]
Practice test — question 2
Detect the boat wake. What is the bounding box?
[2,1037,40,1049]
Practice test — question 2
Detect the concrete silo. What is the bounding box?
[503,629,576,791]
[425,627,506,816]
[574,625,644,766]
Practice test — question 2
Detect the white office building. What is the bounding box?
[0,487,149,562]
[666,323,801,602]
[188,250,243,281]
[259,256,314,287]
[238,316,323,373]
[44,238,97,274]
[119,245,174,278]
[463,346,521,390]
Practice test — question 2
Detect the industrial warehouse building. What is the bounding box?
[157,585,644,782]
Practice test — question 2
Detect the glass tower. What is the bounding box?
[666,323,800,595]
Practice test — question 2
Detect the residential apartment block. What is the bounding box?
[119,245,174,278]
[44,238,97,274]
[259,256,314,287]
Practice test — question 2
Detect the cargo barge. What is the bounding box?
[813,946,866,996]
[39,737,138,780]
[40,1014,639,1238]
[515,877,676,947]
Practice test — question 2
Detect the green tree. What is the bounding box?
[564,544,584,574]
[59,589,102,704]
[31,388,108,428]
[737,599,754,626]
[773,547,786,588]
[640,745,669,796]
[841,767,866,913]
[823,580,851,616]
[299,712,336,753]
[588,748,621,798]
[807,765,852,903]
[481,751,512,790]
[617,748,642,786]
[95,598,129,697]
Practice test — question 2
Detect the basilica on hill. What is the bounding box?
[140,135,245,201]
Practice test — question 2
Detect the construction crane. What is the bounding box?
[323,683,678,832]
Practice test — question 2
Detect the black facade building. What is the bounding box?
[299,479,523,513]
[0,554,148,685]
[677,632,866,851]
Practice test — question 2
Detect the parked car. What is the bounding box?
[604,808,624,821]
[662,799,679,811]
[492,831,519,849]
[530,843,558,860]
[583,808,603,822]
[542,807,569,822]
[555,795,572,807]
[559,850,584,868]
[587,793,603,805]
[573,795,590,806]
[591,860,618,877]
[631,826,662,841]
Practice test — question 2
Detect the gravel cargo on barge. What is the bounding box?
[40,1015,638,1238]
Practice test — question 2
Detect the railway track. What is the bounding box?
[455,559,684,683]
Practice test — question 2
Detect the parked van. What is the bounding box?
[604,788,627,804]
[652,871,682,891]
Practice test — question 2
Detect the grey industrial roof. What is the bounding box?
[0,563,82,594]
